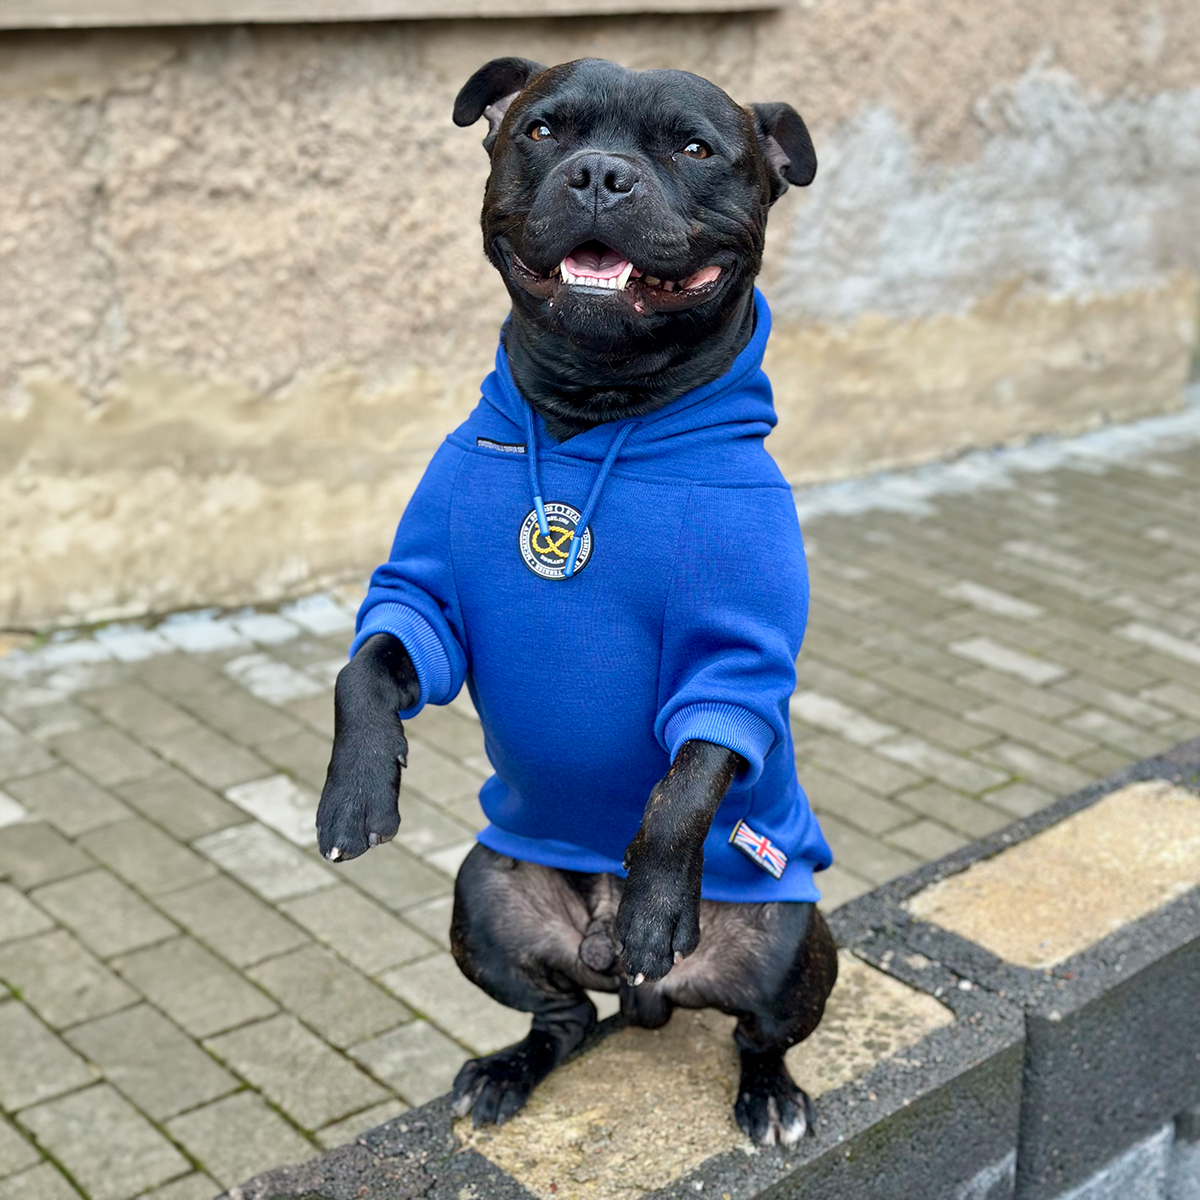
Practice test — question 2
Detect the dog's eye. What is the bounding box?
[681,140,712,159]
[527,122,554,142]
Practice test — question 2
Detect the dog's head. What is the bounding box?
[454,57,815,349]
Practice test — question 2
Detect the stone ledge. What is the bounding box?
[221,742,1200,1200]
[833,738,1200,1200]
[0,0,779,28]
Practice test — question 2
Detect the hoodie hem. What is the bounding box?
[476,825,822,902]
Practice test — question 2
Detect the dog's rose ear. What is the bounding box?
[748,103,817,201]
[453,57,548,153]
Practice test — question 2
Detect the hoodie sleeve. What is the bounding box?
[349,442,469,719]
[654,486,808,787]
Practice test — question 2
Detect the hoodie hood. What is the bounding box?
[472,288,781,485]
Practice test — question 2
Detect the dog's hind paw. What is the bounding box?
[451,1037,554,1128]
[734,1072,814,1147]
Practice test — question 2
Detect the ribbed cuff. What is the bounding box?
[350,602,452,718]
[663,702,776,787]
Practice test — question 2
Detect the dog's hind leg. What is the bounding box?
[731,902,838,1147]
[448,844,611,1126]
[661,899,839,1147]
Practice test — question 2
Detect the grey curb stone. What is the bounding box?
[831,738,1200,1200]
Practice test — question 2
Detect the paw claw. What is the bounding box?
[633,972,645,986]
[368,832,380,847]
[328,846,342,861]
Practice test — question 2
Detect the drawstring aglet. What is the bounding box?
[564,534,582,578]
[533,495,550,538]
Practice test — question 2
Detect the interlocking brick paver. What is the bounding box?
[31,869,177,958]
[114,766,246,841]
[948,637,1068,685]
[0,789,28,827]
[77,684,195,742]
[981,780,1059,819]
[205,1013,388,1130]
[0,1001,96,1110]
[315,1099,410,1150]
[257,729,333,790]
[112,936,277,1038]
[285,692,335,738]
[278,883,439,974]
[166,1091,316,1188]
[194,822,334,902]
[965,704,1096,760]
[0,883,54,944]
[802,812,922,886]
[0,1163,78,1200]
[800,734,922,797]
[5,767,130,837]
[978,742,1093,796]
[396,893,455,951]
[380,952,530,1056]
[141,1172,225,1200]
[956,667,1081,720]
[0,931,137,1029]
[156,875,311,969]
[18,1084,189,1200]
[150,725,271,790]
[801,763,911,835]
[169,678,304,746]
[46,724,159,787]
[893,783,1013,839]
[1142,683,1200,722]
[79,816,216,896]
[350,1019,465,1106]
[1053,676,1174,727]
[1062,708,1170,758]
[64,1003,237,1119]
[876,735,1009,794]
[393,793,478,856]
[224,774,319,846]
[321,842,451,913]
[0,717,56,783]
[423,838,475,877]
[886,819,970,859]
[0,1113,40,1177]
[247,945,412,1048]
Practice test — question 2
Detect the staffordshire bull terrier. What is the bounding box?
[316,56,838,1148]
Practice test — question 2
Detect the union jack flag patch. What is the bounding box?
[729,820,788,879]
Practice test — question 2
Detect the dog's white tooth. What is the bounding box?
[559,260,569,281]
[615,262,634,291]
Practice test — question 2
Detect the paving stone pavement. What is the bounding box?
[1,411,1199,1197]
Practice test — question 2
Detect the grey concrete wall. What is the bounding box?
[2,1,1198,627]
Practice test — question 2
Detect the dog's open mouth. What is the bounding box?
[509,239,724,309]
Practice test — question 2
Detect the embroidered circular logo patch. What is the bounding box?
[518,502,594,580]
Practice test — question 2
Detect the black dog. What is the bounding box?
[317,57,838,1147]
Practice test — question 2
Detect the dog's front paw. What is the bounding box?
[615,860,701,985]
[315,730,406,863]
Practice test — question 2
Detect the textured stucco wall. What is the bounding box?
[2,2,1198,627]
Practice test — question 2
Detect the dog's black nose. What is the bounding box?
[564,152,638,201]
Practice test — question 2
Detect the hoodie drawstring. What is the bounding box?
[523,404,638,578]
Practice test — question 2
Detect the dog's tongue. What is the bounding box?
[564,245,630,280]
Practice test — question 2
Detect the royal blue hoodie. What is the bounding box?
[352,290,832,902]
